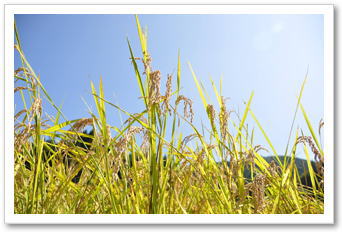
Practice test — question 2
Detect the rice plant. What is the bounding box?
[14,16,324,214]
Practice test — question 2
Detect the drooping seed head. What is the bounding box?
[148,70,161,107]
[219,96,230,141]
[31,97,42,119]
[162,74,173,114]
[72,118,93,132]
[206,104,216,127]
[175,95,194,123]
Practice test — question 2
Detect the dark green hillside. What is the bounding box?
[219,156,319,181]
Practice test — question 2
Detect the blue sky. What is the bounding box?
[14,14,324,159]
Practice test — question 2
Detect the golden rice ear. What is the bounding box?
[71,118,93,132]
[206,104,216,127]
[142,53,152,75]
[31,97,42,118]
[180,133,198,152]
[296,136,322,163]
[14,86,33,93]
[219,96,229,140]
[175,95,194,123]
[249,173,267,213]
[14,109,27,121]
[148,70,162,107]
[162,74,173,114]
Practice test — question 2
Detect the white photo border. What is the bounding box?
[4,4,334,224]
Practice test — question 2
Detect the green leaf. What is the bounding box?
[188,62,207,109]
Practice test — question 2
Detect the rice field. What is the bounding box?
[14,16,324,214]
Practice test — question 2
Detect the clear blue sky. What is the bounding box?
[14,14,324,159]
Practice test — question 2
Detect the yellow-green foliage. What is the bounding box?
[14,16,324,214]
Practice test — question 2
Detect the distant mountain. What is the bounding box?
[218,155,319,181]
[263,156,318,176]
